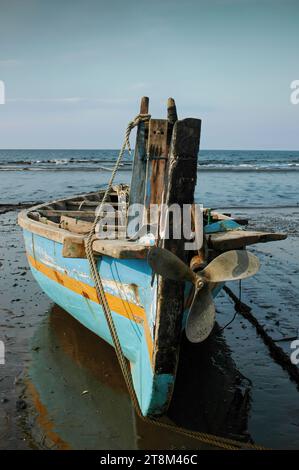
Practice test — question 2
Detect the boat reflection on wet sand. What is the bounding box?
[22,304,251,450]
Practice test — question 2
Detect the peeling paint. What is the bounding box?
[30,246,143,308]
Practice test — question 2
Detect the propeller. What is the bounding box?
[148,247,260,343]
[186,285,215,343]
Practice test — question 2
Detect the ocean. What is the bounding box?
[1,149,299,208]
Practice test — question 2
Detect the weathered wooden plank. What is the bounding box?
[18,191,118,244]
[40,209,96,217]
[166,97,178,156]
[66,200,126,207]
[164,98,178,189]
[62,236,87,258]
[40,209,122,219]
[92,239,150,259]
[167,97,178,126]
[18,210,85,244]
[145,119,169,209]
[127,97,149,238]
[207,230,287,251]
[60,215,93,234]
[62,236,149,260]
[62,237,149,260]
[153,118,201,377]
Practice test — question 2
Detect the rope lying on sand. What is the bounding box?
[223,285,299,390]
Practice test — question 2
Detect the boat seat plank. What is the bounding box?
[60,215,124,234]
[60,215,93,234]
[62,237,150,259]
[40,209,97,217]
[66,201,127,207]
[92,239,150,259]
[40,209,125,218]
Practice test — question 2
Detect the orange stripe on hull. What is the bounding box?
[27,253,154,363]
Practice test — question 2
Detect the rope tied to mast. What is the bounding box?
[84,113,267,450]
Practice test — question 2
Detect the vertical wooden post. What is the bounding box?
[145,119,168,204]
[153,118,201,379]
[167,97,178,128]
[127,97,149,238]
[163,97,178,200]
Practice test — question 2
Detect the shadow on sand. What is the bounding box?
[21,304,252,450]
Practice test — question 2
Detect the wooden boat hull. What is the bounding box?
[18,193,285,418]
[21,225,183,416]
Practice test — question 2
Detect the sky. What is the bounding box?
[0,0,298,149]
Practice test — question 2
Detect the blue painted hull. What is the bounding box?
[23,229,175,416]
[20,203,226,418]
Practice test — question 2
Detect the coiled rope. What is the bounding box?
[84,114,266,450]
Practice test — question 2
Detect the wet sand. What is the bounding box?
[0,207,298,449]
[0,210,50,449]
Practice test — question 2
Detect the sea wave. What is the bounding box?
[1,164,299,172]
[1,159,299,171]
[0,159,130,165]
[1,150,299,172]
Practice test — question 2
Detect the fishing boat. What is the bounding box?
[18,97,286,417]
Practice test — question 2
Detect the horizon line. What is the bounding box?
[0,148,299,152]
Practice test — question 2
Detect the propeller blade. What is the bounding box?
[185,285,216,343]
[202,250,260,283]
[147,247,197,283]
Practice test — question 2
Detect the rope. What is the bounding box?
[84,114,267,450]
[224,285,299,390]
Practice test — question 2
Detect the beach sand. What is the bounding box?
[0,206,298,449]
